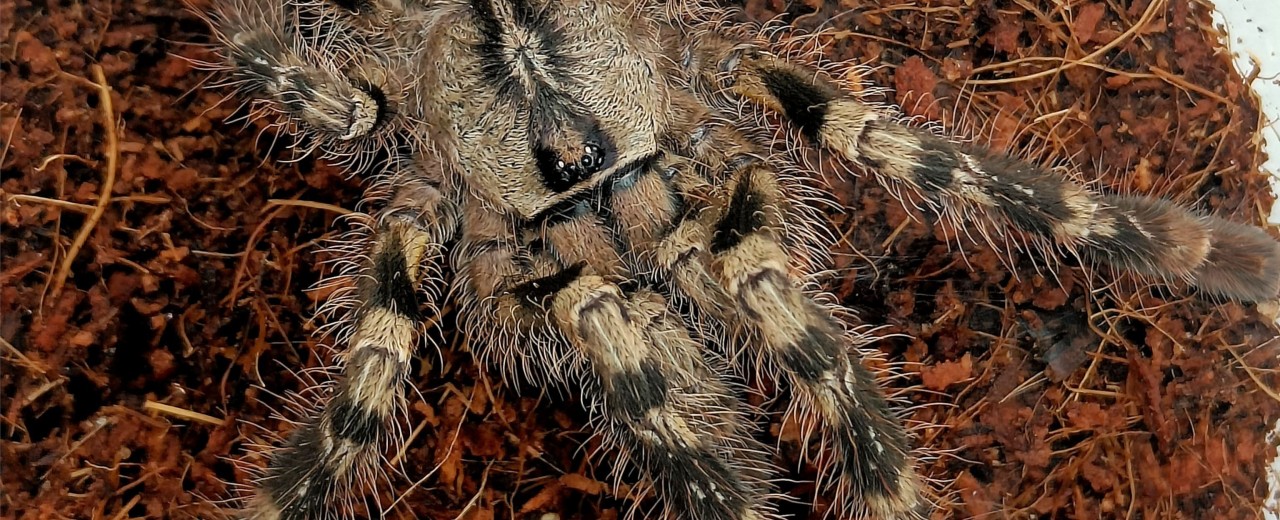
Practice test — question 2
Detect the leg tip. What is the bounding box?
[1191,217,1280,303]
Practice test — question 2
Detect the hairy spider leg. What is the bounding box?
[684,30,1280,303]
[196,2,1280,519]
[248,174,455,520]
[204,0,387,140]
[454,193,779,520]
[605,119,927,518]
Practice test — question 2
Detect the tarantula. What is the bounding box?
[195,0,1280,518]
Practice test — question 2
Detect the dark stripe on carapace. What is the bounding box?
[759,66,838,141]
[507,0,560,45]
[471,0,567,101]
[471,0,515,97]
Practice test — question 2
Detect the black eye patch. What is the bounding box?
[533,116,615,193]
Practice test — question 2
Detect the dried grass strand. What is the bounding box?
[143,400,227,427]
[966,0,1165,86]
[49,64,119,300]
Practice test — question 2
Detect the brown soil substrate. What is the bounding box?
[3,0,1278,518]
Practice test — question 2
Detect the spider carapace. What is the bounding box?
[196,0,1280,518]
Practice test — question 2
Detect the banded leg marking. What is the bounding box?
[456,196,775,520]
[631,158,926,519]
[253,213,445,520]
[695,38,1280,302]
[550,275,775,520]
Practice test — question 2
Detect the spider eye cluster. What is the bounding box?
[580,143,605,170]
[535,137,611,192]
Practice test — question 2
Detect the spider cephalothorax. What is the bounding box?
[196,0,1280,518]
